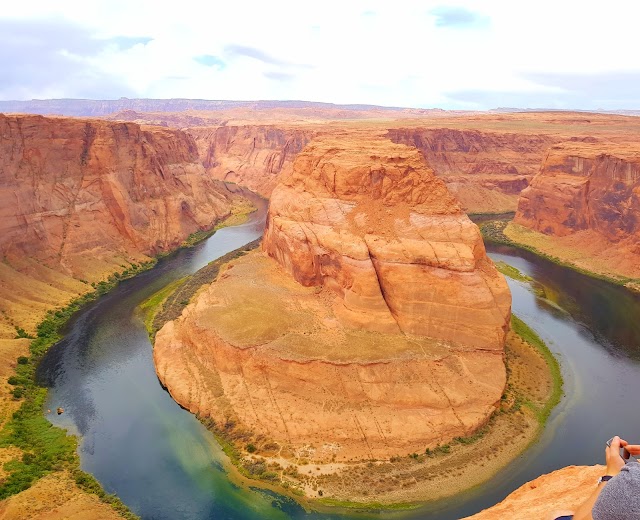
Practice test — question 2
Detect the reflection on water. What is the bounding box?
[36,206,640,519]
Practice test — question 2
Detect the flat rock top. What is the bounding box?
[194,251,451,363]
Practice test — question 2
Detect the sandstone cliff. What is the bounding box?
[263,136,512,348]
[186,125,315,197]
[0,114,233,336]
[155,136,511,469]
[387,127,560,213]
[464,465,603,520]
[511,141,640,281]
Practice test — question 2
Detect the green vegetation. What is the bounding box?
[315,497,421,511]
[494,261,533,283]
[147,238,261,340]
[14,327,34,340]
[0,261,152,517]
[138,277,187,335]
[181,201,256,248]
[480,220,638,289]
[510,314,563,424]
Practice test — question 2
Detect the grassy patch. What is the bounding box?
[182,200,256,249]
[494,261,533,283]
[480,220,638,289]
[315,497,421,511]
[510,315,563,425]
[138,277,187,335]
[149,238,261,340]
[0,262,151,518]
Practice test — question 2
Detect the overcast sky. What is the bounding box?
[1,0,639,110]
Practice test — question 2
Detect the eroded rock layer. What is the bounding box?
[263,136,511,350]
[0,114,232,335]
[155,135,511,463]
[387,127,560,212]
[187,125,315,197]
[516,141,640,241]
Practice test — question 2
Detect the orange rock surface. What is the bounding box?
[155,135,511,465]
[0,114,233,336]
[513,140,640,280]
[186,125,315,197]
[263,135,511,348]
[463,465,603,520]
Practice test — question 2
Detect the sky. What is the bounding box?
[1,0,639,110]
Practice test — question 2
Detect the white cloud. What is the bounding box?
[1,0,639,108]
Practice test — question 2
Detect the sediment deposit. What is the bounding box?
[155,135,511,468]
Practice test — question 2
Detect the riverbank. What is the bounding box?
[480,219,640,293]
[0,195,257,518]
[150,245,563,510]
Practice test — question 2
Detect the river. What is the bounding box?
[37,204,640,519]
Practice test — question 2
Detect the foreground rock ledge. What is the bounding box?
[155,135,510,464]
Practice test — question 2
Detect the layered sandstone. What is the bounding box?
[463,465,603,520]
[512,141,640,281]
[155,136,511,465]
[0,114,233,336]
[186,125,315,197]
[387,127,560,212]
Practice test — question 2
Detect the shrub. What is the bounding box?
[17,357,29,365]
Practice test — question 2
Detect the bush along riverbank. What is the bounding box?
[479,219,640,291]
[0,263,154,517]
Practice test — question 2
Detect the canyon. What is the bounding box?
[154,133,512,499]
[1,102,640,517]
[509,140,640,284]
[0,114,235,338]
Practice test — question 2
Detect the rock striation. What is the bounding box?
[512,141,640,281]
[263,135,511,348]
[387,127,559,212]
[155,135,511,465]
[186,125,315,197]
[516,141,640,241]
[0,114,232,335]
[463,465,603,520]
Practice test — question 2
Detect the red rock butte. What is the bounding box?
[154,134,511,462]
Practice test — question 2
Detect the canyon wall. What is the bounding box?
[186,125,315,197]
[516,141,640,240]
[0,114,233,336]
[511,141,640,282]
[155,135,511,467]
[387,127,559,212]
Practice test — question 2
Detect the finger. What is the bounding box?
[624,444,640,455]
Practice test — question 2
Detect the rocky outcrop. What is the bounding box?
[155,135,511,466]
[387,128,559,212]
[0,114,233,335]
[263,135,511,348]
[464,465,603,520]
[186,125,315,197]
[515,141,640,241]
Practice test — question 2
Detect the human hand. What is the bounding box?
[605,436,628,476]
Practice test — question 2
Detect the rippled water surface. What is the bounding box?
[38,212,640,519]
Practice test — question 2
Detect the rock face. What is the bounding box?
[0,114,232,335]
[263,136,511,349]
[464,465,603,520]
[186,125,315,197]
[155,135,511,464]
[387,128,559,212]
[515,141,640,241]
